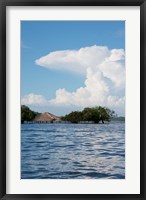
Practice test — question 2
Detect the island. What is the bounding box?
[21,105,123,124]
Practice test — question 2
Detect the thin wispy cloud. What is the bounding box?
[21,41,30,49]
[116,29,125,38]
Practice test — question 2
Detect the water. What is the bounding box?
[21,121,125,179]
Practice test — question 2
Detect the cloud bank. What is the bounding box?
[22,45,125,116]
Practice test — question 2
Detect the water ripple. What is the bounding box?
[21,121,125,179]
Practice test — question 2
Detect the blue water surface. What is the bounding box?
[21,121,125,179]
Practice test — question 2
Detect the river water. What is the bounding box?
[21,121,125,179]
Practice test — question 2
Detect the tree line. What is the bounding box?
[21,105,39,123]
[61,106,115,124]
[21,105,116,124]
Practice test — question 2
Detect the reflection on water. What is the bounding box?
[21,121,125,179]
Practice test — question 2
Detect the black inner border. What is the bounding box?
[0,0,145,200]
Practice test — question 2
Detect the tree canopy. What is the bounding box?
[21,105,116,124]
[21,105,38,123]
[61,106,115,124]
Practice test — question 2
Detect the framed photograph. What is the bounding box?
[0,0,145,199]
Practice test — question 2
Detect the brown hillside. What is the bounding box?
[34,112,60,122]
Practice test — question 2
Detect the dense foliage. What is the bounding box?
[61,106,115,124]
[21,105,38,123]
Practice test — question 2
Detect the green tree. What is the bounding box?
[21,105,37,123]
[61,111,82,123]
[61,106,115,124]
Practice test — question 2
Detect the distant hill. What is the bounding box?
[34,112,60,122]
[21,105,60,123]
[112,116,125,121]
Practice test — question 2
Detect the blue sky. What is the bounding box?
[21,21,125,116]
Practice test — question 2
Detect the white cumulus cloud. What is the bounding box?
[22,45,125,116]
[35,45,111,74]
[21,93,47,106]
[36,45,125,89]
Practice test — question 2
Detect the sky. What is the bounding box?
[21,21,125,117]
